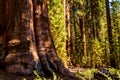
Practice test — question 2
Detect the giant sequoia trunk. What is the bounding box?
[0,0,80,80]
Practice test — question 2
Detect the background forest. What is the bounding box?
[48,0,120,69]
[47,0,120,79]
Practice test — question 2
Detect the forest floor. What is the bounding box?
[0,67,119,80]
[69,67,120,80]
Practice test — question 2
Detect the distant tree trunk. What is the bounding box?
[105,0,116,68]
[85,0,94,68]
[79,17,87,64]
[66,3,73,66]
[0,0,80,80]
[90,0,96,39]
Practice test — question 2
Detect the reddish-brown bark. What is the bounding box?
[0,0,81,80]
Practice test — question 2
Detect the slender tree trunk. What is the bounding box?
[66,3,73,66]
[90,0,96,39]
[79,17,87,64]
[105,0,116,68]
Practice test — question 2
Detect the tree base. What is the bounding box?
[0,70,36,80]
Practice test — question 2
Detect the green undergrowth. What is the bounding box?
[33,71,63,80]
[74,68,120,80]
[27,68,120,80]
[74,68,97,80]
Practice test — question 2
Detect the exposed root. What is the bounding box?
[36,53,81,80]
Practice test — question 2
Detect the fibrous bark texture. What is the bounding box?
[0,0,80,80]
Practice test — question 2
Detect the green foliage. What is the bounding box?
[108,68,120,75]
[111,0,120,67]
[117,70,120,79]
[75,69,97,80]
[47,0,120,68]
[48,0,67,65]
[33,71,63,80]
[74,68,120,80]
[33,71,45,80]
[91,39,104,67]
[107,68,120,79]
